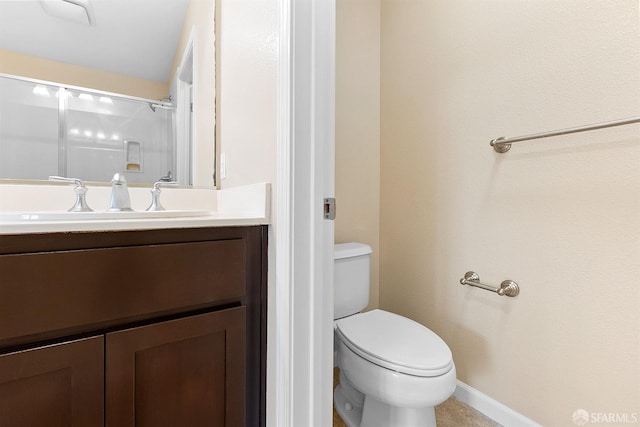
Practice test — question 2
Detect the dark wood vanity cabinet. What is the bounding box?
[0,226,267,427]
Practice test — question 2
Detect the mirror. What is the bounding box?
[0,0,215,187]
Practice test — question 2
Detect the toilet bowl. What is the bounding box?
[333,243,456,427]
[334,309,456,427]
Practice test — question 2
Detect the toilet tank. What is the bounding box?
[334,243,372,320]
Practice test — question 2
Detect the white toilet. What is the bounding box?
[333,243,456,427]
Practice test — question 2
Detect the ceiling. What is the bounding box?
[0,0,190,83]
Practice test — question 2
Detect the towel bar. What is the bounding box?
[490,115,640,153]
[459,271,520,297]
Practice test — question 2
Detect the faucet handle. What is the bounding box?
[49,175,84,187]
[146,181,178,212]
[48,176,93,212]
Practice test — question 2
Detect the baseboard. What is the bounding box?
[454,380,541,427]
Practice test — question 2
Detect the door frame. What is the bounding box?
[273,0,335,425]
[175,27,195,186]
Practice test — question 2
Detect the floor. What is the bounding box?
[332,368,501,427]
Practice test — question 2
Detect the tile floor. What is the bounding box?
[332,368,502,427]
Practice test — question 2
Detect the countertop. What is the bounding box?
[0,182,270,235]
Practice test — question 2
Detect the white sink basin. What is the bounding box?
[0,210,212,221]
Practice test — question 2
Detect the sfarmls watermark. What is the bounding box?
[573,409,639,425]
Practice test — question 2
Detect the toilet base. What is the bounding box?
[334,379,437,427]
[361,395,436,427]
[334,384,362,427]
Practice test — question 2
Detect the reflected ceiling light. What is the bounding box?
[96,132,106,139]
[84,130,92,137]
[99,96,113,104]
[69,128,80,135]
[79,93,94,101]
[40,0,95,26]
[32,85,50,97]
[111,134,120,140]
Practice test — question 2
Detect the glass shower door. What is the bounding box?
[0,77,59,180]
[66,89,173,183]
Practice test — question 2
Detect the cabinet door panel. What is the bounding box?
[0,336,103,427]
[106,307,245,427]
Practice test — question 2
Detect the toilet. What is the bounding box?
[333,243,456,427]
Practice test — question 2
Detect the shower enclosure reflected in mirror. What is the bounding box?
[0,0,213,186]
[0,74,175,184]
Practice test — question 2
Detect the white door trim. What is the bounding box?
[273,0,293,423]
[273,0,335,425]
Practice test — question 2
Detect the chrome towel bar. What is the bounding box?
[490,115,640,153]
[459,271,520,297]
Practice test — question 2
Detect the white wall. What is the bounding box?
[380,1,639,425]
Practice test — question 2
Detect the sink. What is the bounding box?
[0,210,212,222]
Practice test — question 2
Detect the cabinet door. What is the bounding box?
[0,336,104,427]
[106,307,246,427]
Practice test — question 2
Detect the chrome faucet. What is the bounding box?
[108,173,132,211]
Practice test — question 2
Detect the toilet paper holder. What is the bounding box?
[459,271,520,297]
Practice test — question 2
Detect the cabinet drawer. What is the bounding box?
[0,239,246,346]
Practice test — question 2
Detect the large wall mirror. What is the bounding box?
[0,0,215,187]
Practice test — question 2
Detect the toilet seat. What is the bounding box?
[335,309,453,377]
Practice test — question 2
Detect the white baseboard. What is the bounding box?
[454,380,541,427]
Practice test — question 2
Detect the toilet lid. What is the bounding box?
[335,309,453,377]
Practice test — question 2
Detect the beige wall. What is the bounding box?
[379,0,639,425]
[336,0,381,311]
[215,0,278,190]
[0,48,168,99]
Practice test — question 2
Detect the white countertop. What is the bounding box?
[0,212,268,234]
[0,182,270,235]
